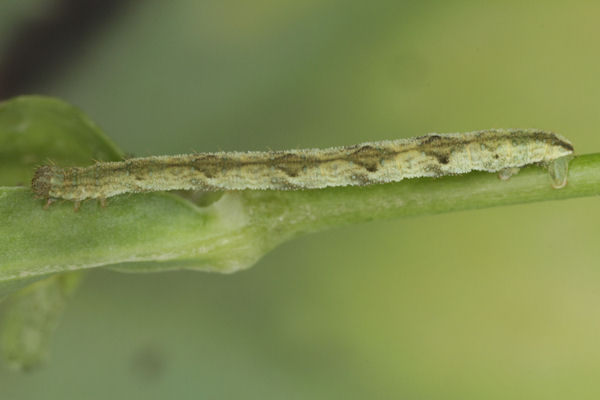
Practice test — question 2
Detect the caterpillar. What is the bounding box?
[32,129,573,207]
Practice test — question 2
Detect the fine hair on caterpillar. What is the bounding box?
[31,129,574,209]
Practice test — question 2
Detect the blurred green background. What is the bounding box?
[2,0,600,398]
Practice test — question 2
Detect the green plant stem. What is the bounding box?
[1,154,599,294]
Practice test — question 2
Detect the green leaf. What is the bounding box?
[0,95,125,297]
[0,272,83,371]
[0,95,124,369]
[0,95,124,186]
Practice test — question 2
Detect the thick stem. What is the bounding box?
[1,154,599,290]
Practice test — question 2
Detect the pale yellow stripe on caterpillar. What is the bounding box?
[31,129,574,207]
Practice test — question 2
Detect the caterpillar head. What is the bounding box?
[31,165,54,199]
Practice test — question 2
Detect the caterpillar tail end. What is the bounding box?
[548,156,572,189]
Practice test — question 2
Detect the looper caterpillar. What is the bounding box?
[32,129,573,207]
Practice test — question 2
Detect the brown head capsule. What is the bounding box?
[31,165,55,199]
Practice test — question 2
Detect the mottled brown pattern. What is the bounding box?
[347,145,392,173]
